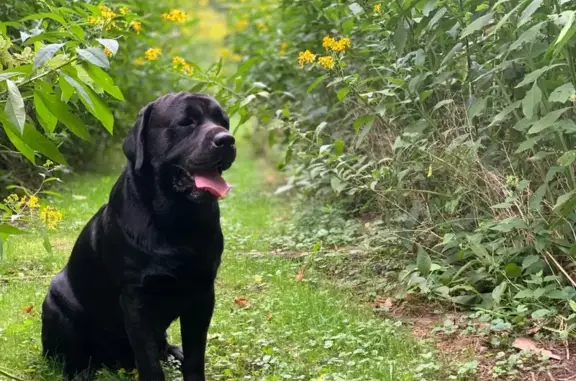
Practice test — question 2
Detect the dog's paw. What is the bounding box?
[166,344,184,363]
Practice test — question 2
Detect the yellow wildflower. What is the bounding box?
[322,36,337,50]
[130,20,142,34]
[254,275,263,284]
[28,195,40,208]
[3,193,19,204]
[334,37,351,52]
[162,9,187,23]
[144,47,162,61]
[374,4,382,13]
[104,48,113,57]
[40,206,63,230]
[298,50,315,67]
[318,55,335,70]
[256,22,266,30]
[119,6,130,15]
[98,4,116,19]
[133,57,145,66]
[88,16,99,24]
[172,56,194,75]
[219,48,241,62]
[322,36,352,53]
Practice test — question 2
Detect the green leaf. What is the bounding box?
[20,123,67,165]
[467,97,486,121]
[555,10,575,49]
[355,115,375,149]
[552,190,576,215]
[78,82,114,134]
[394,18,408,56]
[522,255,541,269]
[522,82,542,119]
[528,107,570,134]
[518,0,543,27]
[510,22,545,51]
[569,300,576,312]
[461,13,493,38]
[58,74,75,102]
[558,150,576,166]
[334,139,344,156]
[33,43,64,70]
[416,245,432,277]
[76,47,110,69]
[4,80,27,134]
[83,64,124,101]
[95,38,119,55]
[307,75,328,93]
[0,223,26,235]
[549,83,575,103]
[489,3,522,36]
[36,89,91,140]
[514,289,534,299]
[0,118,36,163]
[505,263,522,278]
[62,74,94,108]
[342,18,354,34]
[488,101,521,127]
[432,99,453,112]
[19,12,66,25]
[337,87,350,101]
[515,64,564,88]
[492,281,507,306]
[531,308,551,320]
[34,89,57,133]
[330,176,346,193]
[529,184,547,210]
[515,137,539,153]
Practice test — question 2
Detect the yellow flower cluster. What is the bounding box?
[172,56,194,75]
[318,55,335,69]
[322,36,351,53]
[130,20,142,34]
[104,48,113,57]
[144,47,162,61]
[162,9,187,23]
[98,4,116,19]
[298,50,315,67]
[374,4,382,13]
[3,193,40,211]
[133,57,145,66]
[40,206,63,230]
[119,6,130,15]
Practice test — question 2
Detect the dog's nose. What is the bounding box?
[213,132,235,147]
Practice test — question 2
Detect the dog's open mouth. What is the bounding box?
[176,167,232,199]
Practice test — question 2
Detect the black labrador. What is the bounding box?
[41,92,236,381]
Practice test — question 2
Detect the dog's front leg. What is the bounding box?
[120,287,165,381]
[180,286,215,381]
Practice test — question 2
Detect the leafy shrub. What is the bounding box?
[227,0,576,333]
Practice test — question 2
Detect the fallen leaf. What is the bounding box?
[526,325,541,335]
[234,297,249,307]
[512,337,561,360]
[23,305,34,314]
[374,296,393,308]
[266,312,272,321]
[295,266,305,281]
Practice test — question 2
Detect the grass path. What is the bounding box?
[0,129,448,381]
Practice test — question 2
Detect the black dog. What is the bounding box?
[41,92,236,381]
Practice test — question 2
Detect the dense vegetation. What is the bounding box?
[225,0,576,337]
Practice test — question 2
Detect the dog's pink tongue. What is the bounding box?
[194,171,232,198]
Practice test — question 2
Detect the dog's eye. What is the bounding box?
[179,118,196,127]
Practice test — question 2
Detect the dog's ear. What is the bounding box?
[122,102,154,172]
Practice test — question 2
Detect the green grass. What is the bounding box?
[0,126,448,381]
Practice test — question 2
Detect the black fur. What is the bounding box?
[41,92,236,381]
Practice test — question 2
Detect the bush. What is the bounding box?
[227,0,576,334]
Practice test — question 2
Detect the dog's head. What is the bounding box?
[122,92,236,201]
